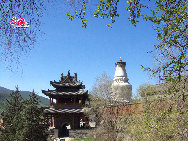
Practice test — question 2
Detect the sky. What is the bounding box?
[0,0,159,99]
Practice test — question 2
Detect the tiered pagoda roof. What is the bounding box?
[42,71,88,98]
[49,71,85,89]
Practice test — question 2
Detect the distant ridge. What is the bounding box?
[0,86,49,113]
[0,87,13,94]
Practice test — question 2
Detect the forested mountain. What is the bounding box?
[0,86,49,113]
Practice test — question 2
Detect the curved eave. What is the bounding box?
[42,90,88,97]
[50,81,84,88]
[43,107,85,114]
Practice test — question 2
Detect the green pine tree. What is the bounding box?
[0,86,24,141]
[0,88,49,141]
[21,90,49,141]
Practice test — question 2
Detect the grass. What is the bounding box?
[71,137,95,141]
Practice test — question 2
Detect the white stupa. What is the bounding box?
[111,57,132,102]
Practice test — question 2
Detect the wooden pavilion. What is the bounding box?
[42,71,89,137]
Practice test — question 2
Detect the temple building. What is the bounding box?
[111,57,132,102]
[42,71,89,138]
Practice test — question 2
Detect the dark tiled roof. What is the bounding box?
[50,81,83,87]
[42,90,88,96]
[48,71,86,89]
[43,107,85,114]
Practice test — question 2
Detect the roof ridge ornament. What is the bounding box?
[74,73,77,81]
[61,73,63,81]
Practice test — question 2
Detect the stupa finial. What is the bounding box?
[120,57,122,62]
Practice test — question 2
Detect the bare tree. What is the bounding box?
[0,0,51,70]
[86,72,126,141]
[91,72,112,101]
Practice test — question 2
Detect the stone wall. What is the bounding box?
[69,129,95,138]
[104,103,144,117]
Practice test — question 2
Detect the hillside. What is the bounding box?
[0,86,49,113]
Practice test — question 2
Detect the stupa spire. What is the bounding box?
[120,57,122,62]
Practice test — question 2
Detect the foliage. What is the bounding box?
[21,90,49,141]
[67,0,88,28]
[0,87,48,141]
[0,87,24,140]
[0,92,11,113]
[92,0,120,28]
[0,0,49,69]
[66,0,120,28]
[87,75,187,141]
[120,101,187,140]
[137,83,154,97]
[116,77,188,141]
[127,0,187,82]
[71,137,95,141]
[137,83,163,98]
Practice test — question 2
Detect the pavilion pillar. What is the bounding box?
[51,115,53,127]
[54,116,56,128]
[49,116,51,127]
[50,98,51,106]
[45,115,48,125]
[72,115,75,129]
[50,115,52,127]
[52,116,54,127]
[49,115,51,127]
[81,98,83,105]
[47,115,49,126]
[84,116,87,128]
